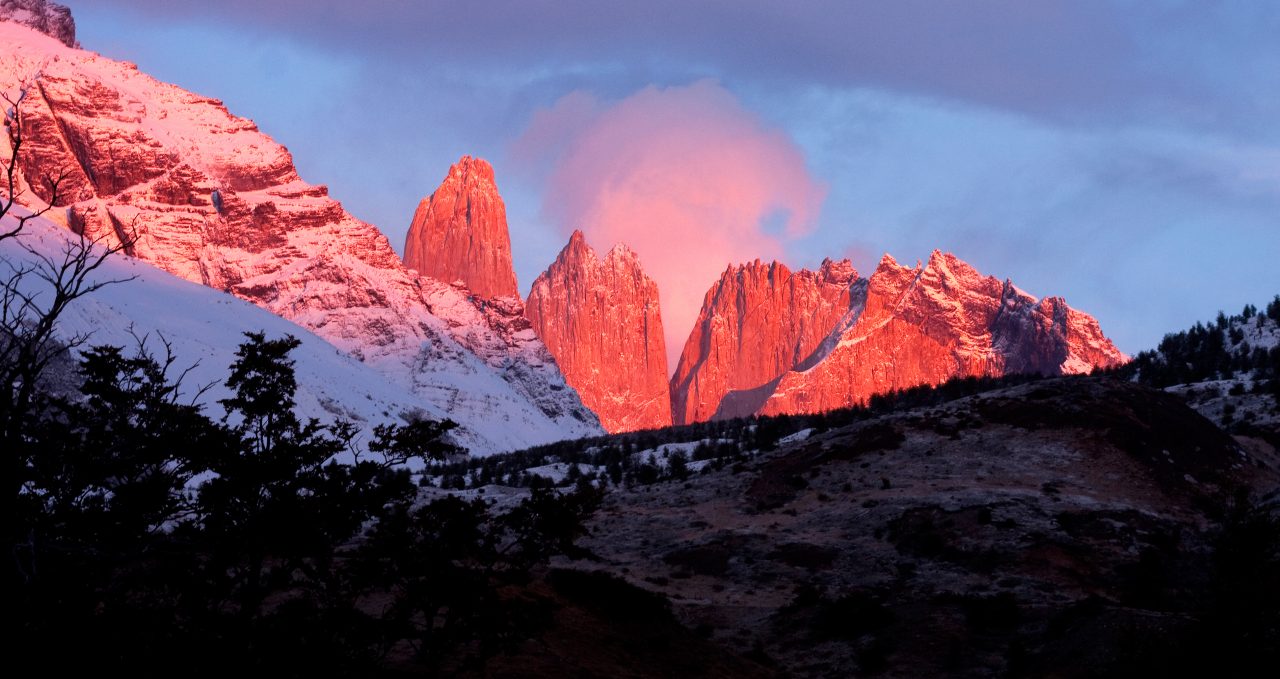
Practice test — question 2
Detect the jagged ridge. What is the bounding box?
[670,258,860,425]
[673,250,1126,422]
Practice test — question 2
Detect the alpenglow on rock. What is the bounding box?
[0,20,601,453]
[670,258,861,425]
[403,156,520,300]
[526,230,672,433]
[671,250,1126,422]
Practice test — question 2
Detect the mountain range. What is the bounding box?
[6,5,1278,677]
[3,2,1124,448]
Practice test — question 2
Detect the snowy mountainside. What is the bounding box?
[1,209,564,455]
[0,21,601,452]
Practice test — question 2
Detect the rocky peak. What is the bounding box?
[403,155,519,300]
[605,241,638,263]
[525,231,671,433]
[447,153,496,184]
[868,252,919,291]
[559,229,594,263]
[0,0,76,48]
[818,257,857,286]
[670,259,862,425]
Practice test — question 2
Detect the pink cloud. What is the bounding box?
[515,80,826,371]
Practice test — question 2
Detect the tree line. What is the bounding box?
[1120,296,1280,396]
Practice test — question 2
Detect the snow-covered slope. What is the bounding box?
[0,20,601,453]
[1,209,459,447]
[1,208,570,453]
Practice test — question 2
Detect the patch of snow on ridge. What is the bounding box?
[779,428,815,445]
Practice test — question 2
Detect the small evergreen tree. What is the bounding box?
[668,450,691,481]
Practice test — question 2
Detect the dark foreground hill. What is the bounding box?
[482,376,1277,678]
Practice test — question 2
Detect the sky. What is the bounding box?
[69,0,1279,361]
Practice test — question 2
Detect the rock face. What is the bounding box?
[0,21,601,453]
[672,250,1126,422]
[670,259,861,425]
[0,0,76,47]
[403,156,519,300]
[526,230,671,432]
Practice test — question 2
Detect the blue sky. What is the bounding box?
[70,1,1279,354]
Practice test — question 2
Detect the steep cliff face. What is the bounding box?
[403,156,519,301]
[0,22,600,452]
[0,0,76,48]
[526,230,671,432]
[672,251,1127,422]
[670,259,861,425]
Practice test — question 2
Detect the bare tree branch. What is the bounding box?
[4,204,136,501]
[124,325,217,407]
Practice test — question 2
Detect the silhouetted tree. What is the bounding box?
[10,330,598,674]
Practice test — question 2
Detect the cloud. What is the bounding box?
[78,0,1280,139]
[513,81,826,370]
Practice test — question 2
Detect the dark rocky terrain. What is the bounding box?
[449,374,1278,677]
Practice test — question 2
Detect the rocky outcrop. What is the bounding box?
[669,258,860,425]
[0,21,601,452]
[403,156,519,300]
[0,0,76,47]
[526,230,671,432]
[672,251,1126,422]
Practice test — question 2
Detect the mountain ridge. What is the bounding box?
[672,248,1126,423]
[0,20,601,453]
[2,6,1128,442]
[0,0,76,47]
